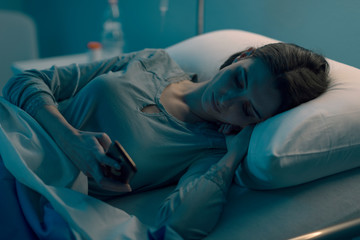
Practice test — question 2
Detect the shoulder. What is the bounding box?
[135,49,190,82]
[133,48,170,61]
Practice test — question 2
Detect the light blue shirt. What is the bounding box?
[4,49,235,239]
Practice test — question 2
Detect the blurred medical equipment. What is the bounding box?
[159,0,168,19]
[101,0,124,58]
[159,0,204,35]
[87,41,103,62]
[197,0,204,35]
[159,0,168,31]
[0,10,38,95]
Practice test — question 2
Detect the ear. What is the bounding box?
[233,47,256,63]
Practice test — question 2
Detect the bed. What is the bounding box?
[1,30,360,239]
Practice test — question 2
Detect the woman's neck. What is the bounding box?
[160,80,212,123]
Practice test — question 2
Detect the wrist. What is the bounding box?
[218,151,243,175]
[34,104,79,144]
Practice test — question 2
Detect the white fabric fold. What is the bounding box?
[0,97,150,239]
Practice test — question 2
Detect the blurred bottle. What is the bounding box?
[101,0,124,58]
[87,41,103,62]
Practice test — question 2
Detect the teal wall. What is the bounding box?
[205,0,360,68]
[21,0,197,57]
[1,0,359,68]
[0,0,24,11]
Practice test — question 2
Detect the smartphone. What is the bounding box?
[102,140,137,184]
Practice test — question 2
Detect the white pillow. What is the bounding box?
[167,29,360,189]
[237,59,360,189]
[167,29,277,82]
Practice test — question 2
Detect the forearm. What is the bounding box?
[3,51,138,116]
[34,104,79,147]
[156,152,243,239]
[156,127,253,239]
[32,104,122,192]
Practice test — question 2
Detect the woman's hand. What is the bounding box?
[34,105,130,192]
[61,130,130,192]
[225,125,255,165]
[218,123,242,135]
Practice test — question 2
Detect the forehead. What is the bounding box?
[239,58,282,119]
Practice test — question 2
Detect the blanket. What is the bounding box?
[0,97,179,239]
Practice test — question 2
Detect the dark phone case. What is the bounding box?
[103,141,137,184]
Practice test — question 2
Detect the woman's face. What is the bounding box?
[202,57,282,128]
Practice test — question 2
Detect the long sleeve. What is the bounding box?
[155,151,237,240]
[3,52,138,117]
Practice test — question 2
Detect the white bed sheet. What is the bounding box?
[109,166,360,239]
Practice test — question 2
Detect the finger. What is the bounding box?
[218,124,224,133]
[241,125,255,136]
[218,124,231,134]
[95,133,112,152]
[99,178,132,193]
[228,125,242,135]
[89,163,105,184]
[92,133,121,170]
[235,125,255,148]
[220,124,240,135]
[224,125,233,135]
[99,154,122,170]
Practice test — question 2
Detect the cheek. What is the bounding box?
[223,107,260,127]
[212,70,233,90]
[222,107,245,126]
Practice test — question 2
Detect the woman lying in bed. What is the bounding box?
[3,43,329,239]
